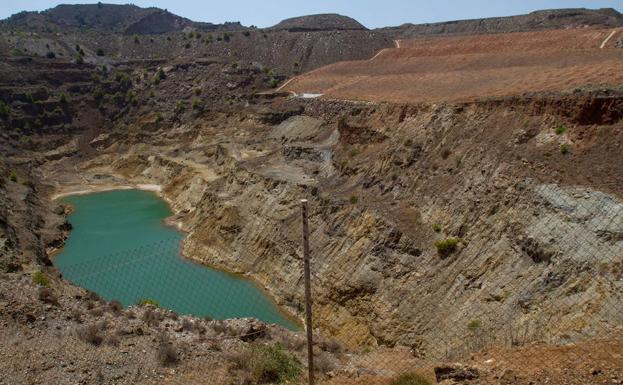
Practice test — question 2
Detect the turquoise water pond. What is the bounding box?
[54,189,298,330]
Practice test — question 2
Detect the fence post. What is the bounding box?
[301,199,314,385]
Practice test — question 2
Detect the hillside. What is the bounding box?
[283,27,623,102]
[380,8,623,38]
[0,3,242,34]
[270,14,367,31]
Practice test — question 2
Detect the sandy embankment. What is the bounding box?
[50,184,162,200]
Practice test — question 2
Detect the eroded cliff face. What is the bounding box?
[40,91,623,359]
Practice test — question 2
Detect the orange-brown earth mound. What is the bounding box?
[283,27,623,103]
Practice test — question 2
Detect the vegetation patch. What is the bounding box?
[32,271,49,286]
[467,319,482,331]
[390,373,432,385]
[233,343,301,384]
[554,124,567,135]
[560,143,569,154]
[0,101,10,119]
[138,298,160,307]
[434,237,459,258]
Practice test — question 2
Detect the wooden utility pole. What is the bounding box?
[301,199,314,385]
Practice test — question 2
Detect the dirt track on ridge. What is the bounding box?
[283,27,623,103]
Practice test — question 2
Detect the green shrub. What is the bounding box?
[223,33,230,42]
[185,42,191,49]
[133,34,140,44]
[404,139,413,147]
[242,30,251,37]
[59,93,68,104]
[96,48,105,56]
[9,171,18,183]
[75,55,84,64]
[175,101,186,112]
[138,298,159,307]
[32,271,49,286]
[269,78,279,88]
[432,223,442,233]
[92,87,104,101]
[560,143,569,154]
[349,195,358,204]
[156,68,166,81]
[10,47,22,56]
[434,237,459,257]
[249,344,301,384]
[45,51,55,59]
[192,99,200,109]
[390,373,432,385]
[554,125,567,135]
[0,101,10,119]
[467,319,481,331]
[114,71,132,88]
[194,88,201,96]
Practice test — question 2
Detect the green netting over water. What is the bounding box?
[54,189,299,330]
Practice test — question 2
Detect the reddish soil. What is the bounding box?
[284,27,623,103]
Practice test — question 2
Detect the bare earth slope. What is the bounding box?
[283,27,623,102]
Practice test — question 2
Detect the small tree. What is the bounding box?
[9,171,18,183]
[59,93,68,104]
[75,55,84,64]
[96,48,105,56]
[0,101,10,119]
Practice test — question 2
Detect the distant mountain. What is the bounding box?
[380,8,623,38]
[1,3,244,34]
[269,14,367,32]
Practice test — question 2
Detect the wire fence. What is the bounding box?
[55,177,623,384]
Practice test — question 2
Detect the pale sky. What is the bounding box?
[1,1,622,29]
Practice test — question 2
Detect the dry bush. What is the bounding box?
[212,320,230,335]
[77,322,106,345]
[85,300,95,310]
[37,287,59,306]
[167,311,179,320]
[105,332,120,346]
[156,335,179,366]
[320,338,342,354]
[89,307,105,317]
[142,308,162,326]
[180,318,194,332]
[86,291,100,301]
[70,308,83,323]
[108,300,123,314]
[314,350,337,375]
[273,331,306,352]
